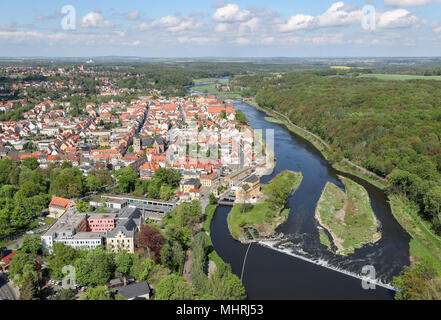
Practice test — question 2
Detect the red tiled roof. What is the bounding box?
[49,196,71,210]
[1,252,16,265]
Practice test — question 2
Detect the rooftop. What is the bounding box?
[49,196,71,209]
[116,282,151,300]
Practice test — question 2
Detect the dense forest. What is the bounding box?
[235,72,441,231]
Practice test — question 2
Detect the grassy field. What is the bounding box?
[409,238,441,274]
[359,74,441,81]
[389,195,441,273]
[195,83,242,99]
[318,228,333,252]
[228,202,273,240]
[228,171,303,242]
[193,78,219,85]
[197,84,220,93]
[315,176,381,256]
[203,204,217,234]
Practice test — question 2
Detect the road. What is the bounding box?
[0,273,17,300]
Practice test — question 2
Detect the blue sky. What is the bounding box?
[1,0,441,57]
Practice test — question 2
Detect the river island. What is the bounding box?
[227,170,303,243]
[315,176,382,256]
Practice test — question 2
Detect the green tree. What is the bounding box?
[86,175,102,192]
[17,181,41,198]
[115,166,138,193]
[209,193,218,205]
[130,255,155,281]
[48,242,79,279]
[50,168,85,198]
[80,286,111,300]
[9,251,37,287]
[155,274,194,300]
[164,224,192,248]
[51,288,77,300]
[424,186,441,217]
[115,250,133,276]
[161,242,185,272]
[22,157,39,170]
[235,110,248,125]
[19,272,38,300]
[393,257,438,300]
[76,200,91,213]
[74,246,115,286]
[20,234,42,255]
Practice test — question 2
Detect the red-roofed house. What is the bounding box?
[48,196,74,219]
[0,252,16,271]
[140,162,160,180]
[200,173,218,187]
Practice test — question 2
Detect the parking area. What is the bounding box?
[42,280,88,300]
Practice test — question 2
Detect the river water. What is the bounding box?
[192,84,411,300]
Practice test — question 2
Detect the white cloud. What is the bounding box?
[317,2,362,27]
[304,33,346,45]
[215,23,231,33]
[149,15,202,33]
[125,10,140,20]
[212,3,251,23]
[234,37,250,44]
[151,15,181,28]
[177,36,219,44]
[432,20,441,33]
[135,23,151,31]
[278,2,423,32]
[279,2,363,32]
[279,14,315,32]
[240,17,260,32]
[377,9,422,28]
[260,36,275,44]
[81,11,114,28]
[384,0,441,7]
[0,30,112,45]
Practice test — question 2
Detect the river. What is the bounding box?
[192,82,411,300]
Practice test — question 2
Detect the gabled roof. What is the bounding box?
[49,196,71,210]
[116,282,151,300]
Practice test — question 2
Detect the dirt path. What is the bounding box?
[208,261,217,278]
[181,249,193,284]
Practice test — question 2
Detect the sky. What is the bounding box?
[1,0,441,57]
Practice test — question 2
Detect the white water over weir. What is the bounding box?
[258,240,397,292]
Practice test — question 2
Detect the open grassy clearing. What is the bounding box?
[193,78,219,84]
[389,196,441,273]
[315,176,381,256]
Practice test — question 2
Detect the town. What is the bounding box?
[0,63,273,301]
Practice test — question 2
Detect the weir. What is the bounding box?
[258,240,397,292]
